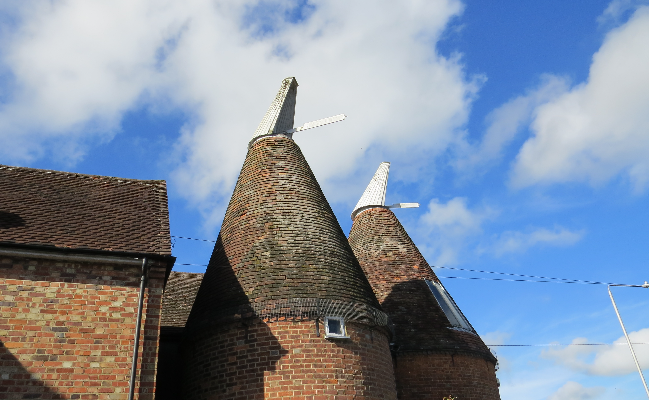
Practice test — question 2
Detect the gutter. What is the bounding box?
[128,258,149,400]
[0,242,176,288]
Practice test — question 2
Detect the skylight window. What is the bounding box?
[324,316,349,339]
[424,279,474,332]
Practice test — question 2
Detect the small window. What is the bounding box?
[425,279,473,332]
[324,316,349,339]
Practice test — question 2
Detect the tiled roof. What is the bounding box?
[161,271,204,328]
[0,165,172,255]
[349,208,494,361]
[187,137,380,327]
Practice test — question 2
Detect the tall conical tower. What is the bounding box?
[348,163,501,400]
[182,78,397,400]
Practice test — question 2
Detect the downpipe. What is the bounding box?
[128,258,149,400]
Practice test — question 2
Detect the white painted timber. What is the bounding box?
[351,162,390,220]
[249,77,298,148]
[351,163,421,219]
[387,203,420,209]
[286,114,346,134]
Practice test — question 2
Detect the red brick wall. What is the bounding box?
[394,353,500,400]
[0,254,167,400]
[182,319,397,400]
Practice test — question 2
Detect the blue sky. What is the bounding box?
[0,0,647,398]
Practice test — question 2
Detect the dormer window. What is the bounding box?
[425,279,474,332]
[324,316,349,339]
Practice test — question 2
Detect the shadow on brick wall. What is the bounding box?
[381,279,455,351]
[176,235,287,400]
[0,339,60,399]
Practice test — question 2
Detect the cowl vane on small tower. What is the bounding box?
[348,162,501,400]
[351,161,419,220]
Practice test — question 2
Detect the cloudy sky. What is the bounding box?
[0,0,647,398]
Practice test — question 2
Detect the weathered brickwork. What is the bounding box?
[183,319,396,400]
[188,137,379,327]
[183,136,396,399]
[348,208,494,357]
[395,353,500,400]
[348,208,500,399]
[0,255,168,400]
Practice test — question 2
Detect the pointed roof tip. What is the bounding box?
[351,162,390,220]
[249,77,299,147]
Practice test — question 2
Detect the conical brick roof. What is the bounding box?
[348,169,494,360]
[187,79,381,329]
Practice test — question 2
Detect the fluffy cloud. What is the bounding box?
[510,7,649,189]
[546,381,605,400]
[493,226,584,256]
[418,197,493,265]
[481,330,512,346]
[457,74,569,170]
[0,0,479,216]
[542,328,649,376]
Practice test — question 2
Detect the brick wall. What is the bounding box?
[394,353,500,400]
[182,319,397,400]
[0,254,167,400]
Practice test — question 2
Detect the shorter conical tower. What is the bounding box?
[348,163,500,400]
[182,78,397,400]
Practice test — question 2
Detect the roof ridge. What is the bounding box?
[0,164,166,185]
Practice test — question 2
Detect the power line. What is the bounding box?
[171,235,644,287]
[486,342,647,347]
[172,235,217,243]
[434,265,638,287]
[438,275,644,287]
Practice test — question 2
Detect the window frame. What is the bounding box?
[324,316,350,339]
[424,279,475,333]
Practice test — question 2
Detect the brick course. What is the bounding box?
[182,319,396,400]
[0,254,168,400]
[395,353,500,400]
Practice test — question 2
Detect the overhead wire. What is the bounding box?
[172,235,647,350]
[171,235,645,287]
[433,265,639,287]
[171,235,216,243]
[486,343,647,347]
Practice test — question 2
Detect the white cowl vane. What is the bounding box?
[249,77,346,148]
[351,162,419,220]
[249,77,298,147]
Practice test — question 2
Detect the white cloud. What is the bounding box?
[542,328,649,376]
[418,197,492,265]
[598,0,647,26]
[0,0,479,221]
[493,226,585,256]
[547,381,605,400]
[481,330,512,346]
[510,7,648,189]
[457,74,569,170]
